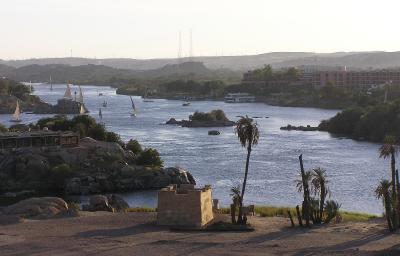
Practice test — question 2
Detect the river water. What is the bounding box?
[0,84,391,214]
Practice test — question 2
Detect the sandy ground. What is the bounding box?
[0,212,399,256]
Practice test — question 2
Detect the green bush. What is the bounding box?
[126,139,143,154]
[135,148,163,167]
[88,124,107,141]
[106,132,123,145]
[189,109,228,122]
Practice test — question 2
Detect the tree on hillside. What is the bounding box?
[235,116,259,224]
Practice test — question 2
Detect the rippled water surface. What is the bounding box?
[0,84,391,214]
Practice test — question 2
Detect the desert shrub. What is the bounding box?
[135,148,163,167]
[324,200,341,223]
[126,139,143,154]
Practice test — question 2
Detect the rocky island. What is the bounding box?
[166,109,236,127]
[0,115,195,197]
[0,78,88,115]
[280,124,319,131]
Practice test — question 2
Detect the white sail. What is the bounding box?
[13,100,21,121]
[78,85,84,103]
[80,104,86,115]
[64,84,72,99]
[130,96,136,112]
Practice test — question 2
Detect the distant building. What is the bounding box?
[0,131,80,150]
[311,69,400,88]
[157,184,214,228]
[242,65,400,88]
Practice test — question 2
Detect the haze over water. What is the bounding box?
[0,84,390,214]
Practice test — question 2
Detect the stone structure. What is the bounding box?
[0,131,79,150]
[157,184,214,228]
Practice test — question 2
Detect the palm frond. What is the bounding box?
[379,135,398,159]
[235,115,259,148]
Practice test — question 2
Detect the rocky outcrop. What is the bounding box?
[166,118,235,127]
[2,197,69,218]
[82,194,129,212]
[0,95,53,114]
[65,166,195,195]
[0,137,196,196]
[280,124,319,131]
[34,99,89,114]
[208,130,220,135]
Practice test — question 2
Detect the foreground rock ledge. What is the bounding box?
[0,137,196,196]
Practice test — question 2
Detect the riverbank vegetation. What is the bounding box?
[319,100,400,142]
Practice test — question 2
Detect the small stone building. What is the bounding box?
[0,131,79,150]
[157,184,214,228]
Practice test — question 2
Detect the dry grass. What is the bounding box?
[220,206,377,222]
[126,207,156,213]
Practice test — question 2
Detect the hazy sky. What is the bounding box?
[2,0,400,60]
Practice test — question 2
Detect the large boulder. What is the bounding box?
[164,167,196,185]
[108,194,129,212]
[2,197,68,218]
[83,195,114,212]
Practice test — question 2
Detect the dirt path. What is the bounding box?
[0,212,399,256]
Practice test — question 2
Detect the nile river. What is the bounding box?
[0,84,391,214]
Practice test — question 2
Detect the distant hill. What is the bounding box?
[4,51,400,71]
[0,53,316,71]
[0,62,241,84]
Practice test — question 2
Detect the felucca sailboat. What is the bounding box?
[10,100,22,123]
[130,96,137,117]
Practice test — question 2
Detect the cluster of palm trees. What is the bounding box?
[232,117,399,231]
[296,159,341,226]
[376,135,400,232]
[232,116,341,226]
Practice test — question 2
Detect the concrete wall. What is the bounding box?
[157,187,214,227]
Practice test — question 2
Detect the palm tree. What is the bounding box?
[235,116,259,224]
[379,135,398,229]
[311,168,330,223]
[375,179,394,232]
[230,186,241,223]
[296,170,312,193]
